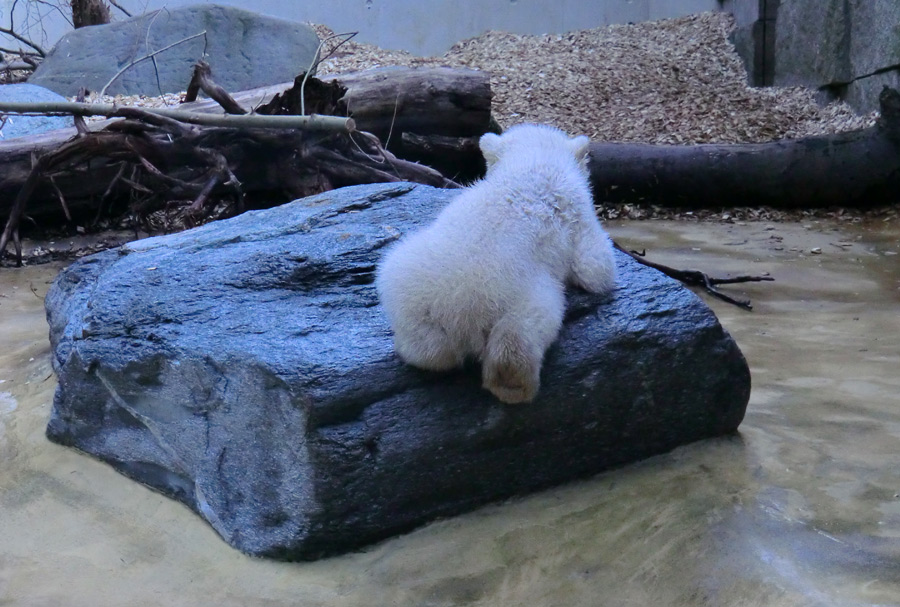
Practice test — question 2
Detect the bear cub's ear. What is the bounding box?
[479,132,503,168]
[568,135,591,162]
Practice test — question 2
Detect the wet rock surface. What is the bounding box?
[43,182,750,559]
[28,4,320,97]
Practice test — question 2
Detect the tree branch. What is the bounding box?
[99,30,207,97]
[612,241,774,310]
[0,101,356,132]
[183,60,247,114]
[106,0,131,17]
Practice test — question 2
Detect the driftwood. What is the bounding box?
[254,67,494,180]
[0,63,467,264]
[590,86,900,209]
[184,60,246,115]
[0,66,490,224]
[182,66,494,143]
[0,114,456,263]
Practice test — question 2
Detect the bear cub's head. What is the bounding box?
[479,123,591,173]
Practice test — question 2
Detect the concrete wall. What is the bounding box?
[721,0,778,86]
[774,0,900,112]
[2,0,723,58]
[724,0,899,113]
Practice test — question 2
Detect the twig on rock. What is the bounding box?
[612,241,774,310]
[107,0,131,17]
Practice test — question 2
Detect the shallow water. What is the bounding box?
[1,218,899,606]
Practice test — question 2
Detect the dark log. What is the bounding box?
[589,86,900,209]
[400,132,485,182]
[181,67,493,141]
[337,67,493,141]
[251,67,492,181]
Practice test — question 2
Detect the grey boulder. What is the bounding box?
[28,4,320,97]
[0,84,71,139]
[45,182,750,560]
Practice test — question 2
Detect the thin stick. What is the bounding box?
[49,175,72,221]
[0,101,356,132]
[0,153,43,265]
[99,30,207,97]
[612,241,774,311]
[0,0,47,57]
[384,91,401,150]
[300,32,358,115]
[107,0,132,17]
[188,175,219,214]
[183,60,247,114]
[95,161,128,223]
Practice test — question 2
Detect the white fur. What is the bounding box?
[375,124,616,404]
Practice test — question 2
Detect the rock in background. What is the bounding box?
[0,84,72,139]
[28,4,320,97]
[44,182,750,560]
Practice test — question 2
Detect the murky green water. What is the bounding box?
[1,218,899,606]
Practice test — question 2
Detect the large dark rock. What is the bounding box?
[45,183,750,560]
[28,5,320,97]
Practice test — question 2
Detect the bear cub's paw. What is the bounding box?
[482,330,541,404]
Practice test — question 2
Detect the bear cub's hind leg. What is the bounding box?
[393,316,464,372]
[482,275,565,404]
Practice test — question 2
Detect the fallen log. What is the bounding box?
[589,86,900,209]
[181,66,493,142]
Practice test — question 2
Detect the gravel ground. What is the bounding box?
[310,13,876,144]
[81,12,876,144]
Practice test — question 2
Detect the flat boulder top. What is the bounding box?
[45,182,750,560]
[28,4,320,97]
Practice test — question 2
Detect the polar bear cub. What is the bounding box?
[375,123,616,404]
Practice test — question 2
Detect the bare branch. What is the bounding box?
[612,242,774,310]
[300,32,357,115]
[184,60,247,114]
[99,30,207,97]
[0,19,47,57]
[0,100,357,132]
[106,0,132,17]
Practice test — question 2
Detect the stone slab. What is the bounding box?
[44,182,750,560]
